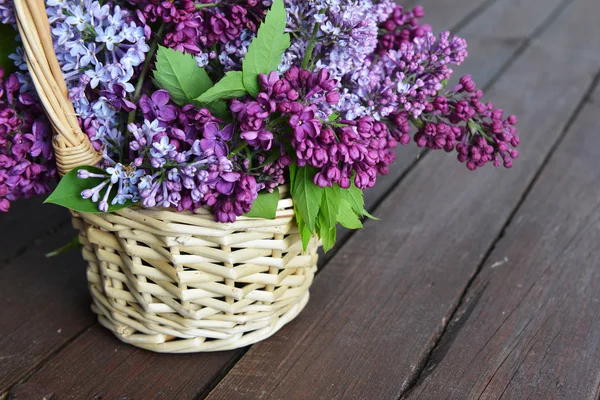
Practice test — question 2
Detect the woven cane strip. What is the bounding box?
[16,3,319,352]
[14,0,102,176]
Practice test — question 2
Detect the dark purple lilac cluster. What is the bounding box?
[0,69,56,211]
[414,75,519,169]
[377,5,431,56]
[232,68,397,190]
[129,0,269,69]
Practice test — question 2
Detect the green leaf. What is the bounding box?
[196,71,247,103]
[292,166,323,233]
[342,182,366,215]
[154,46,213,106]
[328,113,340,122]
[242,0,290,97]
[289,162,297,188]
[45,166,132,213]
[321,184,341,228]
[361,209,380,221]
[0,24,18,75]
[337,200,363,229]
[295,207,312,252]
[244,190,280,219]
[317,213,337,253]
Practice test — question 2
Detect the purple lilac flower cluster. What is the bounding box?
[376,5,431,56]
[128,0,271,69]
[284,0,395,80]
[0,1,520,223]
[47,0,149,156]
[231,68,396,190]
[0,68,56,211]
[414,75,520,170]
[340,31,468,121]
[0,0,15,26]
[87,89,287,222]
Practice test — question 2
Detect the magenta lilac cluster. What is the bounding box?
[128,0,270,69]
[414,75,520,169]
[0,68,56,212]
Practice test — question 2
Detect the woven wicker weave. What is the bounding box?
[14,0,319,352]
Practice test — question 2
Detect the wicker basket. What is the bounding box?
[14,0,319,352]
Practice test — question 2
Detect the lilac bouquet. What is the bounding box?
[0,0,520,251]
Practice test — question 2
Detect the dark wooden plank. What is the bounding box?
[0,199,68,264]
[417,0,495,30]
[9,327,238,399]
[0,225,92,394]
[402,68,600,400]
[1,1,496,398]
[205,0,600,398]
[450,0,567,86]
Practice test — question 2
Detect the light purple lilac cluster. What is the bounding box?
[0,68,56,211]
[47,0,149,157]
[283,0,395,80]
[0,0,15,26]
[340,30,468,121]
[80,88,291,221]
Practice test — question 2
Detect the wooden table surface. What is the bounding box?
[2,0,600,398]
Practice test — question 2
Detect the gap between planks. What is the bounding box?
[400,63,600,400]
[397,0,580,396]
[1,326,94,399]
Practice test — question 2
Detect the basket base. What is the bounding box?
[91,285,311,353]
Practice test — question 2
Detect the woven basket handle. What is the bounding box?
[14,0,101,176]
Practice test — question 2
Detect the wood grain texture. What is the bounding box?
[205,0,600,398]
[9,326,238,399]
[0,199,68,264]
[0,225,92,394]
[402,60,600,400]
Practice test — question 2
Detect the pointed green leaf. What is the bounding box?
[244,190,280,219]
[321,184,341,228]
[337,199,363,229]
[154,46,213,106]
[295,207,312,252]
[340,182,378,219]
[317,213,337,253]
[242,0,290,97]
[289,162,297,188]
[361,209,380,221]
[292,166,323,232]
[45,166,132,213]
[201,100,232,122]
[196,71,247,103]
[342,182,366,215]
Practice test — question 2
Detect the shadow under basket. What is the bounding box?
[72,188,319,353]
